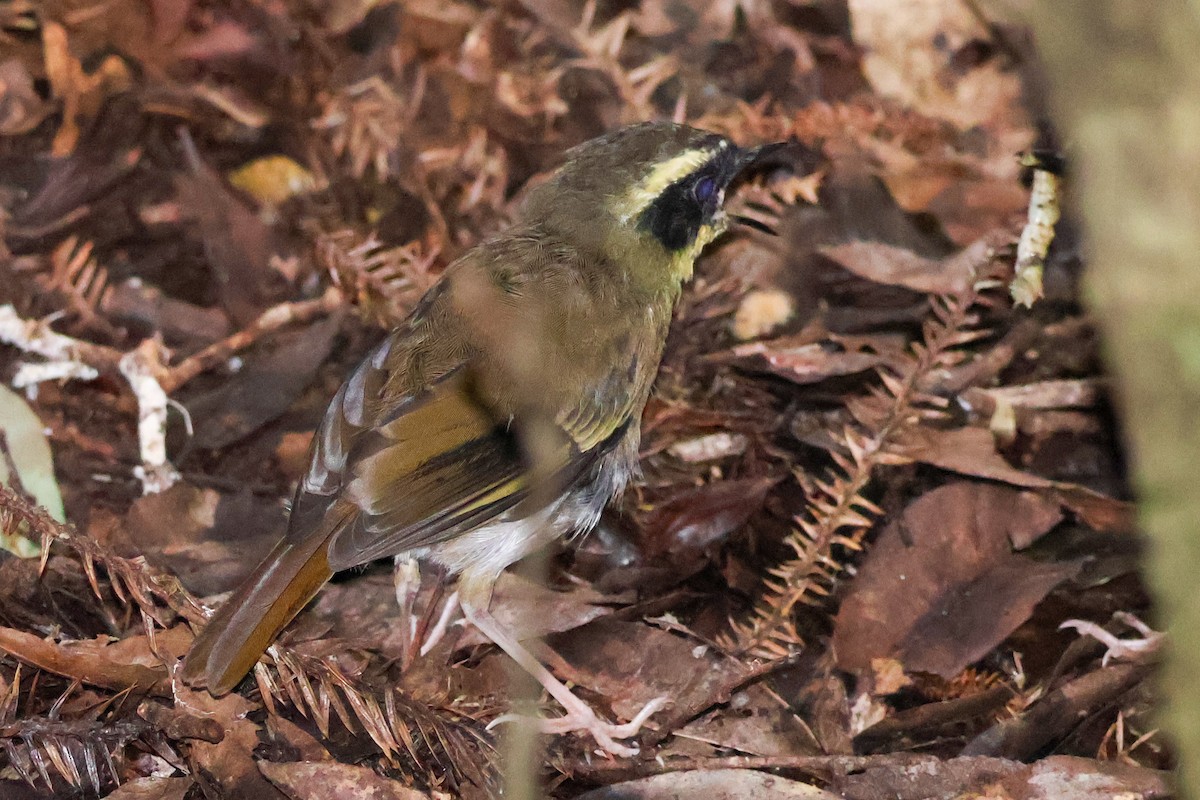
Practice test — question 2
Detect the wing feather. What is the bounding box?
[291,238,654,573]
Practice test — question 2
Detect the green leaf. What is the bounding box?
[0,384,65,556]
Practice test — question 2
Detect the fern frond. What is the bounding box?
[0,485,495,790]
[721,248,1003,658]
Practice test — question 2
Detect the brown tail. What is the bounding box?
[181,507,351,695]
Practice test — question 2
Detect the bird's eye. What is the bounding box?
[693,176,716,204]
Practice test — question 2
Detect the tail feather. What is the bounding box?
[182,506,351,695]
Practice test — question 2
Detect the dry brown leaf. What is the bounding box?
[265,715,334,763]
[185,315,342,450]
[103,776,194,800]
[820,235,996,294]
[0,627,185,693]
[731,338,885,385]
[184,687,284,799]
[174,149,284,326]
[677,682,818,757]
[549,618,749,723]
[639,476,777,559]
[888,424,1133,533]
[259,760,430,800]
[832,481,1075,678]
[577,769,840,800]
[121,483,284,596]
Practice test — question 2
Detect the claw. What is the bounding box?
[460,578,668,757]
[489,696,668,757]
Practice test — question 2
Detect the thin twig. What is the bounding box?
[0,288,344,492]
[159,286,343,392]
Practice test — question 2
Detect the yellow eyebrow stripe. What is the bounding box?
[617,145,722,222]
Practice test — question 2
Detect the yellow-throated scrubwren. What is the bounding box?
[182,122,783,755]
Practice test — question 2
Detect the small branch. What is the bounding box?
[0,304,117,382]
[118,339,177,494]
[159,286,343,393]
[565,751,936,784]
[0,305,176,494]
[961,662,1149,760]
[0,288,343,494]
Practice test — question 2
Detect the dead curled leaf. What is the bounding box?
[102,776,194,800]
[832,481,1077,678]
[886,424,1133,533]
[639,476,779,558]
[185,315,343,450]
[820,234,1004,295]
[259,760,430,800]
[0,626,190,693]
[828,754,1169,800]
[575,768,840,800]
[678,681,820,758]
[730,338,885,385]
[548,618,752,724]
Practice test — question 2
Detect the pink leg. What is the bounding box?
[459,587,668,757]
[419,590,461,656]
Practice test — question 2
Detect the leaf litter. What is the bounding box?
[0,0,1165,797]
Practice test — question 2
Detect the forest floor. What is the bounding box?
[0,1,1169,798]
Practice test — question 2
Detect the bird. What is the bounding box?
[181,122,780,756]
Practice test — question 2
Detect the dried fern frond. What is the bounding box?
[0,669,179,794]
[567,3,677,120]
[315,73,426,181]
[42,237,111,319]
[0,484,203,629]
[725,167,824,234]
[721,249,1004,659]
[19,236,119,338]
[419,125,512,218]
[1,485,493,788]
[255,647,494,791]
[316,230,439,327]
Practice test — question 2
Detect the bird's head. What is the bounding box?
[523,122,777,291]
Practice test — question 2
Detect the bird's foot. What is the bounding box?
[490,695,669,757]
[1061,612,1165,665]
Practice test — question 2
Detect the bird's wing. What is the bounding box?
[290,238,652,572]
[323,364,631,570]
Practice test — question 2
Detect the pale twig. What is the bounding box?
[118,338,177,494]
[158,286,342,392]
[0,287,344,493]
[1012,158,1061,307]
